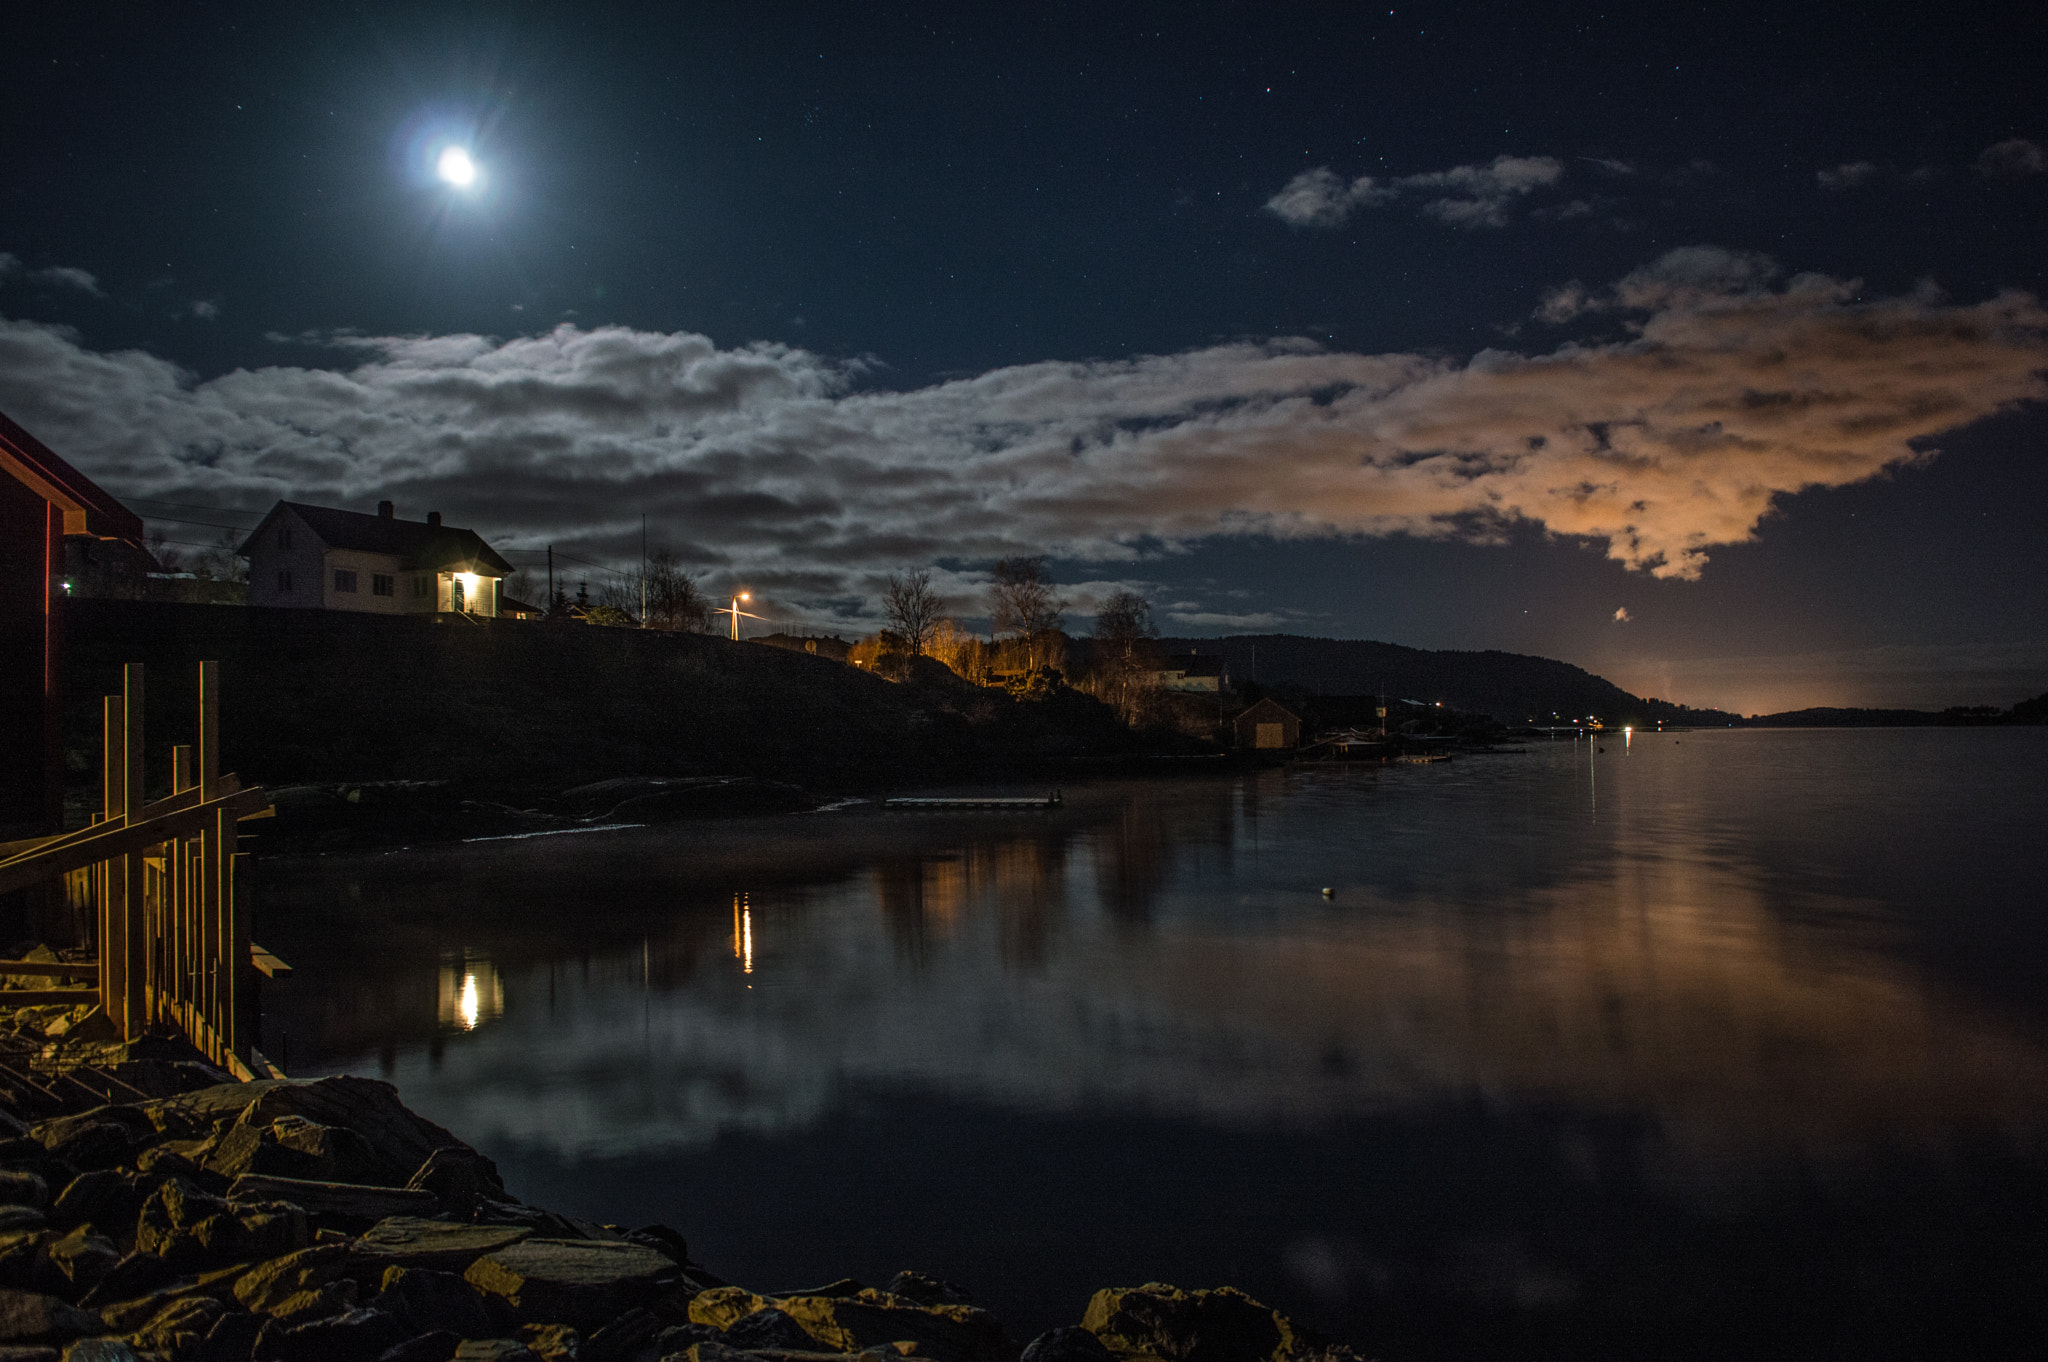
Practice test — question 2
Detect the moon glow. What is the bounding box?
[436,146,478,187]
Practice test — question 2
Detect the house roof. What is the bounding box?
[239,501,514,575]
[0,409,145,543]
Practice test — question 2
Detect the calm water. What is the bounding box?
[255,730,2048,1360]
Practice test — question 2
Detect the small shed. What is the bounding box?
[1233,697,1302,750]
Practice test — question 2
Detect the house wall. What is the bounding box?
[244,509,327,609]
[320,549,408,614]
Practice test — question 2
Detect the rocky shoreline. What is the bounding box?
[0,1014,1359,1362]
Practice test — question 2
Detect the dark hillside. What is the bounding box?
[1156,634,1725,725]
[63,601,1129,797]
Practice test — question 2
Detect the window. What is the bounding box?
[412,574,431,598]
[276,569,292,592]
[372,573,395,597]
[333,569,359,593]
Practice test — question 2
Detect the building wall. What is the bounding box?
[243,509,327,609]
[319,548,408,614]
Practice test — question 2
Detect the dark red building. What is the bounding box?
[0,410,145,837]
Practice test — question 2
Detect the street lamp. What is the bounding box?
[716,591,762,641]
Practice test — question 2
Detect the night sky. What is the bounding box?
[4,2,2044,712]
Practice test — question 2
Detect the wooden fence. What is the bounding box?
[0,661,283,1075]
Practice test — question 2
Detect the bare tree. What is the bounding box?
[883,568,945,654]
[593,570,642,619]
[646,550,712,632]
[1091,589,1159,720]
[146,530,187,575]
[987,556,1068,670]
[191,531,247,583]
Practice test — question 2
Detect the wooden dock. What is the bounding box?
[0,660,285,1077]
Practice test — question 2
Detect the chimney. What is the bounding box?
[377,500,394,519]
[426,511,442,528]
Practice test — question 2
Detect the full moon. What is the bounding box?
[436,146,477,187]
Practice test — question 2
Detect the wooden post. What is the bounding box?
[101,694,125,1034]
[121,663,146,1040]
[198,661,219,800]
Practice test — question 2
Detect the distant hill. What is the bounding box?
[1151,633,1726,725]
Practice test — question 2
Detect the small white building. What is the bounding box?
[239,500,515,616]
[1151,653,1229,693]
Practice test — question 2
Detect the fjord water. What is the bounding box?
[257,729,2048,1360]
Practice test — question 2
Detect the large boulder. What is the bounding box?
[133,1178,307,1268]
[0,1288,100,1345]
[463,1239,678,1327]
[349,1218,530,1276]
[688,1285,1016,1362]
[141,1079,472,1188]
[252,1304,408,1362]
[234,1244,354,1314]
[125,1292,226,1355]
[225,1174,436,1223]
[42,1227,118,1291]
[1078,1285,1353,1362]
[0,1172,49,1212]
[372,1266,495,1337]
[1022,1326,1115,1362]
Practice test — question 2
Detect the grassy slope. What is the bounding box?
[64,601,1129,794]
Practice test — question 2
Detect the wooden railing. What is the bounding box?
[0,661,282,1074]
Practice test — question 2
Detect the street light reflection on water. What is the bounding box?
[437,956,505,1031]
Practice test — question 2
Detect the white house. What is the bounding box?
[239,500,516,617]
[1151,653,1229,693]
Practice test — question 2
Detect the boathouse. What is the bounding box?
[1233,697,1302,750]
[239,500,515,617]
[0,410,147,836]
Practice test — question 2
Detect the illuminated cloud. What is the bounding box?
[1266,154,1564,230]
[0,248,2042,606]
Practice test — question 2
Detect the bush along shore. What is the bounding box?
[0,1017,1360,1362]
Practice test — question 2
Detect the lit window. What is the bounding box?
[334,569,358,593]
[372,573,394,597]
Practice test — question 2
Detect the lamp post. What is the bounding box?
[716,592,761,641]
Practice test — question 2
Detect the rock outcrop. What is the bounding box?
[0,1049,1357,1362]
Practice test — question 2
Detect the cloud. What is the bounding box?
[191,300,221,320]
[1267,154,1563,230]
[1816,161,1878,190]
[1976,138,2046,179]
[0,249,2042,604]
[36,266,103,295]
[1263,167,1397,228]
[1165,610,1285,629]
[1536,246,1781,322]
[0,254,104,295]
